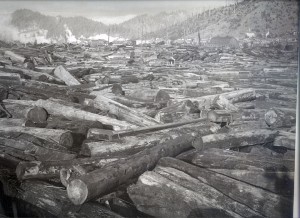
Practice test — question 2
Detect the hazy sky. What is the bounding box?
[0,1,230,24]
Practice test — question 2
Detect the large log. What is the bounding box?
[53,65,81,86]
[128,171,245,218]
[192,129,278,151]
[3,99,135,130]
[4,51,25,64]
[211,169,294,196]
[16,157,118,180]
[0,71,21,85]
[128,89,170,103]
[67,122,220,205]
[158,157,293,218]
[84,96,160,127]
[0,118,26,127]
[15,180,121,218]
[273,131,295,150]
[265,108,296,128]
[190,148,295,171]
[0,126,73,148]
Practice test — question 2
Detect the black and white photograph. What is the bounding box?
[0,0,299,217]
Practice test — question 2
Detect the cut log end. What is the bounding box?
[16,161,39,180]
[59,132,74,147]
[265,110,277,126]
[192,137,204,151]
[67,179,88,205]
[60,168,71,187]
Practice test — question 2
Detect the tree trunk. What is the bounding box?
[66,122,220,205]
[53,65,81,86]
[158,157,293,218]
[190,148,295,171]
[192,129,278,151]
[128,171,243,218]
[0,126,73,148]
[265,108,296,128]
[84,96,160,127]
[16,157,118,181]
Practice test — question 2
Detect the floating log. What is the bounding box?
[190,148,295,171]
[84,96,160,127]
[0,126,73,148]
[265,108,296,128]
[16,157,117,181]
[67,122,220,205]
[192,129,278,151]
[128,171,246,218]
[158,157,293,218]
[128,89,170,103]
[53,65,81,86]
[15,180,121,218]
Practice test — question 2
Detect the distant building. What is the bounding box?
[208,36,239,48]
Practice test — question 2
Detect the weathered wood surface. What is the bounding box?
[157,157,293,218]
[15,180,122,218]
[187,148,295,172]
[16,157,118,181]
[265,108,296,128]
[128,89,170,103]
[192,129,278,151]
[4,51,25,64]
[53,65,81,86]
[128,171,247,218]
[67,122,220,205]
[84,96,160,126]
[273,131,295,150]
[0,126,73,148]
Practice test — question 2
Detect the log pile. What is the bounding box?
[0,40,296,218]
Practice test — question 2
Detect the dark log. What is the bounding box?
[158,157,293,218]
[128,171,246,218]
[15,180,121,218]
[67,122,220,205]
[265,108,296,128]
[192,129,278,151]
[16,157,118,181]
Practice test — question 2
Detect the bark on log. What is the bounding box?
[84,96,160,127]
[53,65,81,86]
[3,99,135,130]
[16,157,118,181]
[265,108,296,128]
[128,171,244,218]
[67,122,220,205]
[0,126,73,148]
[0,118,26,127]
[190,148,295,171]
[16,180,121,218]
[158,157,293,218]
[211,169,294,196]
[81,122,219,157]
[192,129,278,151]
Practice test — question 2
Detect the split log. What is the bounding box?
[158,157,293,218]
[15,180,121,218]
[190,148,295,171]
[4,51,25,64]
[16,157,118,181]
[4,99,135,130]
[128,171,245,218]
[192,129,278,151]
[211,169,294,196]
[53,65,81,86]
[81,122,219,157]
[84,96,160,127]
[67,122,220,205]
[0,126,73,148]
[265,108,296,128]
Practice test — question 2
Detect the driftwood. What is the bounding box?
[192,129,278,151]
[67,122,220,205]
[157,157,293,218]
[265,108,296,128]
